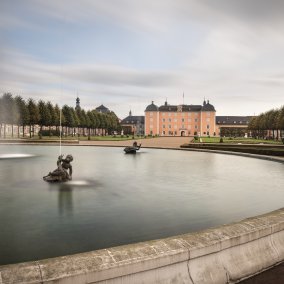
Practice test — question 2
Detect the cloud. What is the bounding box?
[1,0,284,118]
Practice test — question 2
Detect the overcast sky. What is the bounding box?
[1,0,283,118]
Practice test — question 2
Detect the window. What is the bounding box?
[168,113,171,116]
[207,125,210,129]
[162,113,165,116]
[174,113,177,116]
[188,118,191,122]
[162,131,165,135]
[206,112,211,117]
[195,118,198,122]
[168,125,171,128]
[168,118,171,122]
[174,118,177,122]
[206,118,210,122]
[162,125,165,128]
[195,125,198,129]
[162,118,165,122]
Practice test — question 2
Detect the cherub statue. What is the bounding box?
[43,154,73,182]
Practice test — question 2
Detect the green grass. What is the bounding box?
[193,137,282,145]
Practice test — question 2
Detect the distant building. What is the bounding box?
[96,104,110,114]
[144,99,216,136]
[216,116,253,136]
[120,110,145,135]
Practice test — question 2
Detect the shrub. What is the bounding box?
[194,136,198,141]
[220,137,224,143]
[39,130,60,136]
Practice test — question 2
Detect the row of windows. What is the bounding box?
[217,121,249,124]
[149,124,210,130]
[149,118,212,123]
[149,112,201,117]
[162,124,199,129]
[149,112,212,117]
[150,118,206,123]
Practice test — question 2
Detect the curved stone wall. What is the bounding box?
[1,208,284,284]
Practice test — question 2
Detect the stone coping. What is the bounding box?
[1,208,284,283]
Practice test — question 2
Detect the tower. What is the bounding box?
[75,96,81,110]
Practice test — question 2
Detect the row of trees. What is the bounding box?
[0,93,121,138]
[248,106,284,140]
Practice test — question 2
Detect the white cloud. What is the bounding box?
[1,0,284,118]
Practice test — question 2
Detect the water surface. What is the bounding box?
[0,145,283,265]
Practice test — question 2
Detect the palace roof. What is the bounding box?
[121,115,145,125]
[216,116,252,125]
[96,104,110,113]
[145,101,159,111]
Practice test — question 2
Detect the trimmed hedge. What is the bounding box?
[181,143,284,157]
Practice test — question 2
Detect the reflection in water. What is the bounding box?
[53,180,101,215]
[57,183,73,216]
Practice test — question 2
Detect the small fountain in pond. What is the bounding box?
[0,153,35,159]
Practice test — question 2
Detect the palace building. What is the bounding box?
[145,100,216,136]
[120,110,145,135]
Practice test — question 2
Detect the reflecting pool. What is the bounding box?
[0,145,284,265]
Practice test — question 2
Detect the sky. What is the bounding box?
[1,0,284,119]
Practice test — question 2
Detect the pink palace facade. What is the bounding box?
[145,100,216,136]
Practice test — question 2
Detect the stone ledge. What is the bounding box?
[1,208,284,284]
